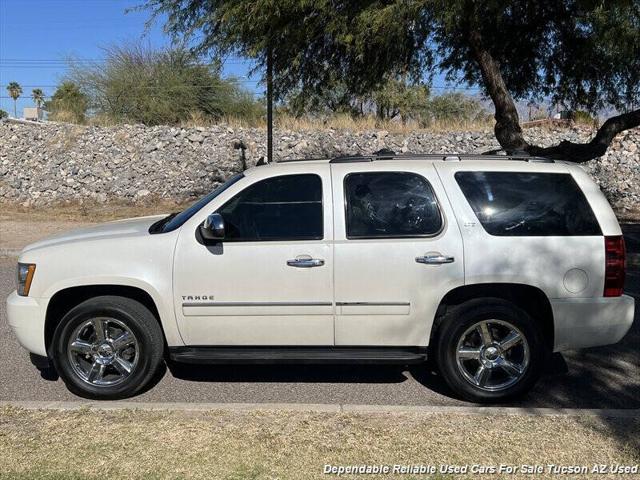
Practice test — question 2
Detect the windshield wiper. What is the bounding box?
[148,212,179,234]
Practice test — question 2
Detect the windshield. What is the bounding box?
[158,173,245,233]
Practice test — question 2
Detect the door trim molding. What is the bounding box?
[336,302,410,306]
[182,301,333,307]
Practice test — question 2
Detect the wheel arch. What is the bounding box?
[44,284,167,355]
[431,283,554,350]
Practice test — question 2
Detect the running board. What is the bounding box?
[169,347,427,365]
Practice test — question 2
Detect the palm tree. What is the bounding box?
[6,82,22,117]
[31,88,45,109]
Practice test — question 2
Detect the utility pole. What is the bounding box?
[266,45,273,163]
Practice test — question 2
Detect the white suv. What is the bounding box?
[7,153,635,402]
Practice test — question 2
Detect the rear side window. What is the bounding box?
[217,174,323,241]
[455,171,601,236]
[344,172,443,238]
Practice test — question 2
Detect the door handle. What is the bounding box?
[287,256,325,268]
[416,254,455,265]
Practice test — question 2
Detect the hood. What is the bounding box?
[21,214,167,253]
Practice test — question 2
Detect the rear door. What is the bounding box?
[330,161,464,346]
[435,161,605,300]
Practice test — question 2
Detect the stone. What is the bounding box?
[0,121,638,214]
[187,133,204,143]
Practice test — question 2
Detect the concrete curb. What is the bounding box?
[1,400,638,418]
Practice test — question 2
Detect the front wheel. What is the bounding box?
[51,295,165,400]
[435,298,545,403]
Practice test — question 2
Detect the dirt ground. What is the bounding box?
[0,202,188,251]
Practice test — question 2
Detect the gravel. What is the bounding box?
[1,121,638,213]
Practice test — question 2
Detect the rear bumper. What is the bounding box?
[552,294,635,351]
[6,290,47,357]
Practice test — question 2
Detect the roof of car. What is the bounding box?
[253,152,555,167]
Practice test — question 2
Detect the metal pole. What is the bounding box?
[266,45,273,163]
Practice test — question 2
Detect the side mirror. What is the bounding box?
[200,213,225,241]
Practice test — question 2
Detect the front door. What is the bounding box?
[331,162,464,346]
[173,167,334,346]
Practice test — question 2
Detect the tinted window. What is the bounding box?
[217,174,323,241]
[160,173,244,233]
[455,171,601,236]
[345,172,442,238]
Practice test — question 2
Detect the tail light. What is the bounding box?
[604,235,625,297]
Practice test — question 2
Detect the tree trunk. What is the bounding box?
[468,29,527,153]
[468,29,640,163]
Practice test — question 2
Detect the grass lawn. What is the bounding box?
[0,406,637,479]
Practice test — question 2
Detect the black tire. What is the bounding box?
[434,298,545,403]
[51,295,165,400]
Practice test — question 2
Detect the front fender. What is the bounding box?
[42,275,184,348]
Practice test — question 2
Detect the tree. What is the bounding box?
[6,81,22,118]
[67,43,263,125]
[423,92,488,127]
[283,76,359,118]
[31,88,45,108]
[144,0,640,162]
[369,79,430,122]
[0,109,8,120]
[46,82,89,124]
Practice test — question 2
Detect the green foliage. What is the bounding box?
[145,1,640,114]
[0,109,8,120]
[68,43,263,126]
[46,82,89,124]
[31,89,45,108]
[370,79,430,122]
[282,77,431,123]
[430,1,640,113]
[421,92,488,126]
[6,81,22,117]
[6,81,22,101]
[283,79,358,118]
[572,110,597,126]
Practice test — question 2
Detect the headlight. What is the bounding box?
[16,263,36,296]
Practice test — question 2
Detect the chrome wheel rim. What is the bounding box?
[455,319,530,392]
[67,317,139,387]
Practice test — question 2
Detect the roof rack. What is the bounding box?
[329,153,554,163]
[273,156,332,163]
[259,152,554,165]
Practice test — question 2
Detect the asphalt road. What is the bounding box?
[1,249,638,408]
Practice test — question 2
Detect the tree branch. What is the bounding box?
[526,109,640,162]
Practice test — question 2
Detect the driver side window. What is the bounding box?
[217,174,323,241]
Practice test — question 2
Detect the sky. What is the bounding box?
[0,0,261,116]
[0,0,478,118]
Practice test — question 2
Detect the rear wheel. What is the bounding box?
[435,298,544,403]
[51,295,164,399]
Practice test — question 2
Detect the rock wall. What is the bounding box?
[1,121,638,214]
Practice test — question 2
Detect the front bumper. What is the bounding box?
[6,290,48,357]
[552,294,635,351]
